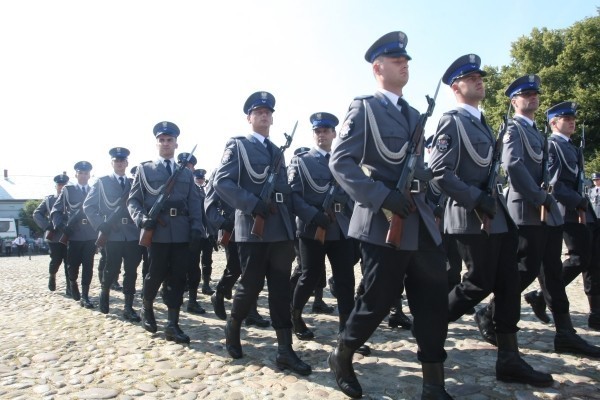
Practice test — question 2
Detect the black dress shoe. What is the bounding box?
[292,310,314,340]
[123,308,141,322]
[202,281,215,295]
[141,301,158,333]
[389,308,412,330]
[328,277,338,299]
[555,331,600,358]
[99,289,110,314]
[246,311,270,328]
[165,324,190,344]
[355,344,371,356]
[589,312,600,331]
[225,318,243,359]
[111,281,123,292]
[186,300,206,315]
[328,341,362,399]
[80,296,95,309]
[474,307,497,346]
[70,281,81,301]
[48,274,56,291]
[312,299,334,314]
[211,292,227,320]
[524,290,550,323]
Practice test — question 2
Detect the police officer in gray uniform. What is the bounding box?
[84,147,142,321]
[128,121,204,344]
[590,173,600,217]
[51,161,97,308]
[328,32,451,399]
[204,169,270,326]
[541,102,600,331]
[212,91,311,376]
[34,174,70,296]
[476,76,600,357]
[289,112,356,342]
[429,55,553,387]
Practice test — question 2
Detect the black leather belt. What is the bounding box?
[161,208,189,217]
[380,179,428,193]
[272,192,286,203]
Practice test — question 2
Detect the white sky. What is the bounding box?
[1,0,596,192]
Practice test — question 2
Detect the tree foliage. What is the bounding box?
[19,199,42,236]
[482,13,600,174]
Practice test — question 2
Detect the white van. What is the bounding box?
[0,218,17,240]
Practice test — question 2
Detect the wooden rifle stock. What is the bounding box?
[314,226,326,245]
[219,229,232,247]
[139,228,154,248]
[44,229,55,242]
[58,233,69,246]
[385,213,405,249]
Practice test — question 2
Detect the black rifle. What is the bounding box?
[576,123,588,224]
[58,208,84,245]
[540,122,553,223]
[251,122,297,239]
[475,103,511,235]
[314,179,338,245]
[95,188,130,248]
[139,145,197,247]
[385,80,440,249]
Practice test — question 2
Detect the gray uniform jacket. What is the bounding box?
[212,134,294,243]
[127,160,204,243]
[204,173,234,235]
[288,148,352,241]
[33,194,57,231]
[548,134,595,223]
[51,185,97,241]
[588,185,600,219]
[83,175,139,242]
[429,108,513,234]
[502,116,563,226]
[329,92,441,250]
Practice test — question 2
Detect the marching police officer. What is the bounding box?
[212,91,311,376]
[475,76,600,357]
[204,170,270,326]
[51,161,97,308]
[289,112,356,343]
[84,147,142,321]
[128,121,205,344]
[33,174,71,296]
[540,102,600,331]
[429,55,553,387]
[192,168,217,296]
[328,32,451,399]
[590,173,600,217]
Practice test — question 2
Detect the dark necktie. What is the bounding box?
[165,159,172,175]
[532,122,538,131]
[264,138,273,159]
[397,97,410,122]
[325,153,330,162]
[81,186,87,196]
[480,114,488,127]
[119,176,125,190]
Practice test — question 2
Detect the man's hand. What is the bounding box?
[475,192,496,219]
[382,190,411,218]
[141,216,157,230]
[252,200,270,219]
[312,212,331,229]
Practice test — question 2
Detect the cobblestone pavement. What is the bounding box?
[0,251,599,399]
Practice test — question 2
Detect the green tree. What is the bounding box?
[482,13,600,173]
[19,199,43,236]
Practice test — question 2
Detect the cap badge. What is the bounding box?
[469,54,476,63]
[528,75,535,82]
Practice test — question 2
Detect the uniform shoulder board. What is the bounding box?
[141,160,153,165]
[444,109,458,115]
[296,150,310,157]
[232,135,245,140]
[353,94,373,101]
